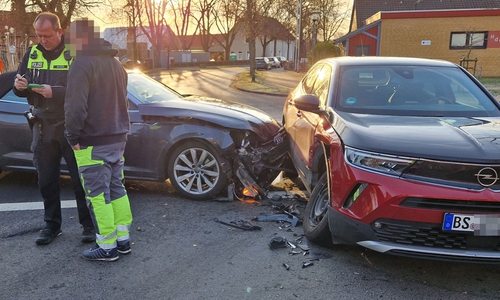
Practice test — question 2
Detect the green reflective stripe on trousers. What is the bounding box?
[89,192,117,247]
[96,232,118,250]
[73,146,104,167]
[113,195,133,239]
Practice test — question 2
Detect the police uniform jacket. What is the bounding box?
[13,37,71,120]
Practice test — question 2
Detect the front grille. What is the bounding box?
[261,129,288,163]
[403,160,500,191]
[400,198,500,213]
[373,219,500,251]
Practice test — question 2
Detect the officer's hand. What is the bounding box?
[14,74,28,91]
[32,85,53,98]
[71,143,81,151]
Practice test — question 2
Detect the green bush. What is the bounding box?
[309,42,341,65]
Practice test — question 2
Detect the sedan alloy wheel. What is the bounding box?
[168,141,226,200]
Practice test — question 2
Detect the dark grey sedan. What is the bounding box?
[0,70,288,200]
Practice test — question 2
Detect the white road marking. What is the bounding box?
[0,200,77,212]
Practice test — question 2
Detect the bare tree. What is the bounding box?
[167,0,195,50]
[190,0,217,52]
[2,0,104,30]
[212,0,245,60]
[134,0,169,68]
[122,0,140,61]
[245,0,257,81]
[314,0,349,42]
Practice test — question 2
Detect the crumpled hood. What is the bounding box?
[138,95,282,140]
[335,113,500,164]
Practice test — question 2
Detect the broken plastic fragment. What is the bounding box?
[214,218,261,231]
[302,262,314,268]
[269,236,288,249]
[283,263,290,270]
[255,214,299,227]
[297,244,310,251]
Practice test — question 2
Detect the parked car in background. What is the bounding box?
[122,58,153,71]
[277,56,288,64]
[276,56,288,67]
[255,57,272,70]
[267,57,281,68]
[283,56,500,263]
[0,70,288,201]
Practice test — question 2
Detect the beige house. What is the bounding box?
[336,0,500,77]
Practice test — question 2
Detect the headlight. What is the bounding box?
[345,147,416,176]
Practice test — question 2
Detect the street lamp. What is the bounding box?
[295,0,302,72]
[311,10,320,65]
[9,27,15,67]
[4,26,10,71]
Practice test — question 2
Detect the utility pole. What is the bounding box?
[295,0,301,72]
[311,10,320,65]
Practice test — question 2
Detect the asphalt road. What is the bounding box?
[1,67,500,300]
[147,66,296,122]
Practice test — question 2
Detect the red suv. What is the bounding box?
[283,56,500,263]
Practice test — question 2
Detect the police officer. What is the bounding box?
[13,12,94,245]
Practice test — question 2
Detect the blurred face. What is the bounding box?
[35,19,62,51]
[67,18,100,56]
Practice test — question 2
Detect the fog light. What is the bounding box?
[342,183,368,209]
[374,222,382,229]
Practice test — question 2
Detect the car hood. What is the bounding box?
[335,112,500,163]
[138,95,282,139]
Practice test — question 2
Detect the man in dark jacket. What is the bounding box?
[13,12,94,245]
[65,18,133,261]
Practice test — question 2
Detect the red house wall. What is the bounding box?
[347,25,379,56]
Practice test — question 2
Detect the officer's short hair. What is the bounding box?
[33,12,61,31]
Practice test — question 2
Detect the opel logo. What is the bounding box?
[475,167,499,187]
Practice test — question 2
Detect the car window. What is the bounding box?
[337,65,500,117]
[302,64,324,94]
[127,72,182,104]
[312,65,332,108]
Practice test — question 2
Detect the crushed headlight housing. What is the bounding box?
[345,146,416,176]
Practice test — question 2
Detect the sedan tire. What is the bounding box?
[168,140,227,200]
[303,173,332,246]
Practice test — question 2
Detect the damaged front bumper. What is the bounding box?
[232,127,289,199]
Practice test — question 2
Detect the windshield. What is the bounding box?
[336,65,500,117]
[127,71,182,104]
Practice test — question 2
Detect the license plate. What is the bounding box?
[442,213,500,236]
[442,213,474,232]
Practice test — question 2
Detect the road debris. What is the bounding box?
[283,263,290,270]
[269,236,288,249]
[213,218,262,231]
[254,213,299,227]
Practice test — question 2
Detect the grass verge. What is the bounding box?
[233,71,291,95]
[478,78,500,97]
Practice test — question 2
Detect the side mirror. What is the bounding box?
[294,94,322,114]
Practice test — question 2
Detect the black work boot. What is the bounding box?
[36,228,62,245]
